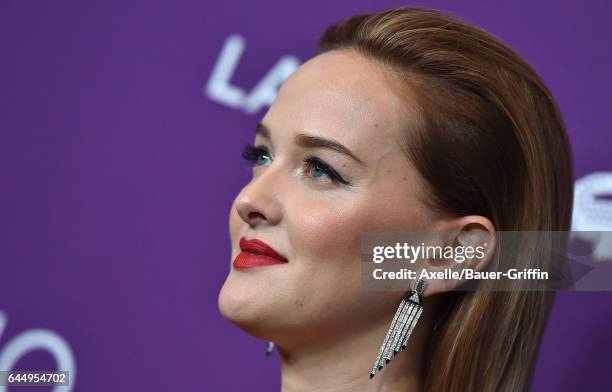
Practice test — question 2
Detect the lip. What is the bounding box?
[233,237,289,269]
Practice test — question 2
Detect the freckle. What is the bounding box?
[403,177,407,181]
[387,169,392,173]
[374,123,379,128]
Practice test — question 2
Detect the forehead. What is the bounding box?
[262,49,418,158]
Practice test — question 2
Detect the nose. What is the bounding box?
[234,166,283,227]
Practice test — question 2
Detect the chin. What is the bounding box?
[217,273,282,340]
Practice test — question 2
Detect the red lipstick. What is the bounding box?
[233,237,289,269]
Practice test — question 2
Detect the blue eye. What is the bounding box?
[256,153,271,166]
[242,144,272,166]
[241,145,350,186]
[309,165,326,178]
[303,157,350,185]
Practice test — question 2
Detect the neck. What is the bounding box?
[276,317,428,392]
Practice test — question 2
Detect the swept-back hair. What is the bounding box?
[318,7,574,391]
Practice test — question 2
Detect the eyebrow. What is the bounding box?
[255,122,365,166]
[255,122,271,138]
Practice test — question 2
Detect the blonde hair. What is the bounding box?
[318,7,574,391]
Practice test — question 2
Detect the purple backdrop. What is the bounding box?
[1,1,611,391]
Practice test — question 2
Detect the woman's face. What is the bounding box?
[218,49,437,347]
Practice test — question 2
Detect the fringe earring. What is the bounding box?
[369,278,426,379]
[265,341,275,356]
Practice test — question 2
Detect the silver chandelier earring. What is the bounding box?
[369,278,426,379]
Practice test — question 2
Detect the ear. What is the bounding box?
[420,215,496,296]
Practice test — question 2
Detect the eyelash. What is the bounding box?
[241,144,270,164]
[241,144,350,185]
[303,157,351,185]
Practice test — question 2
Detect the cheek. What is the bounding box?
[286,189,426,264]
[286,195,367,264]
[281,193,409,331]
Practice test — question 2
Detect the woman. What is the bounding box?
[218,6,573,392]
